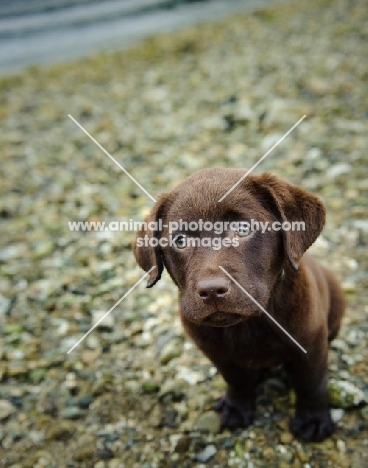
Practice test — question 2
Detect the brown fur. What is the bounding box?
[133,168,345,442]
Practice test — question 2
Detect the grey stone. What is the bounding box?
[195,411,221,434]
[0,400,16,421]
[60,407,85,420]
[195,445,217,463]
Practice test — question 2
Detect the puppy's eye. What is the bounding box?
[235,222,251,237]
[174,235,187,249]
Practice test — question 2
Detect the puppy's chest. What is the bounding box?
[198,321,288,369]
[233,326,288,367]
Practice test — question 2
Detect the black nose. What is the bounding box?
[197,277,230,300]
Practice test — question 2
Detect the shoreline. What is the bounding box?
[0,0,282,76]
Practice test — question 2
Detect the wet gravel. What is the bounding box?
[0,0,368,466]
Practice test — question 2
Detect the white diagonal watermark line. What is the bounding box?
[219,266,307,353]
[218,115,307,202]
[67,267,156,354]
[68,114,157,203]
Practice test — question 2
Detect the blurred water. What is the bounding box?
[0,0,278,75]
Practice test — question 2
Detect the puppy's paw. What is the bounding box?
[290,409,333,442]
[214,396,254,430]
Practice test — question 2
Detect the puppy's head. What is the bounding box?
[133,168,325,327]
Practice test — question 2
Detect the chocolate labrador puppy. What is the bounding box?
[133,168,345,442]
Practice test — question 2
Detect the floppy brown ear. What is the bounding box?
[133,193,171,287]
[251,173,326,271]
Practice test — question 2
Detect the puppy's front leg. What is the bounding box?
[289,349,333,442]
[212,360,259,430]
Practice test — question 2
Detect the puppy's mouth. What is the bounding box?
[202,312,244,327]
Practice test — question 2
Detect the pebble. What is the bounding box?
[159,379,185,399]
[326,163,352,179]
[360,406,368,422]
[29,368,46,384]
[295,449,309,463]
[279,432,293,444]
[352,220,368,232]
[108,460,124,468]
[4,324,23,334]
[73,435,96,461]
[7,362,28,377]
[195,445,217,463]
[342,282,357,293]
[328,380,365,408]
[60,407,85,420]
[195,411,221,434]
[141,381,160,393]
[263,447,276,460]
[160,341,183,365]
[77,395,94,409]
[176,367,205,385]
[336,439,346,453]
[278,462,291,468]
[331,408,345,423]
[0,400,16,421]
[172,434,191,453]
[28,431,45,443]
[0,294,11,315]
[92,311,115,331]
[81,349,100,365]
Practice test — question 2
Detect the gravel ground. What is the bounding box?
[1,0,368,466]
